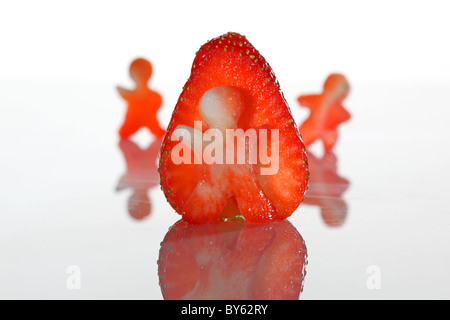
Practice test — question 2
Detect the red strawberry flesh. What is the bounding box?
[159,32,309,223]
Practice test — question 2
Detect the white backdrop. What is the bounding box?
[1,0,450,300]
[1,0,449,86]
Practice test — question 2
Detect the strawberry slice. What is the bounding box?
[159,32,309,224]
[158,219,307,300]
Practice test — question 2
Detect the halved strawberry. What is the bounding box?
[158,219,307,300]
[159,32,309,224]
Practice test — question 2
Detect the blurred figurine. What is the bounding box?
[298,74,351,151]
[116,138,162,220]
[303,150,350,227]
[117,58,165,138]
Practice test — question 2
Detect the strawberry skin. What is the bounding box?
[158,219,307,300]
[159,32,309,224]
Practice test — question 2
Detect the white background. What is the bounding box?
[1,0,450,300]
[1,0,449,85]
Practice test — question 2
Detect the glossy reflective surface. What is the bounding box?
[158,220,306,300]
[0,80,449,299]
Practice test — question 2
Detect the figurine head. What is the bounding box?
[324,74,350,100]
[130,58,153,85]
[128,189,151,220]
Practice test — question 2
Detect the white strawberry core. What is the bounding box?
[172,86,246,158]
[170,86,277,220]
[198,86,243,130]
[172,124,203,147]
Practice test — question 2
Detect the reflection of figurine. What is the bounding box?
[303,150,350,227]
[158,219,307,300]
[117,58,165,139]
[298,74,351,151]
[116,138,162,220]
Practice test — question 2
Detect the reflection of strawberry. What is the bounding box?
[302,150,350,226]
[158,219,307,300]
[159,32,309,224]
[298,74,351,151]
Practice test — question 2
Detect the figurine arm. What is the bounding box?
[117,86,133,100]
[297,94,320,109]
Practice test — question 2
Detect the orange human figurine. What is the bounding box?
[302,150,350,227]
[116,138,162,220]
[117,58,165,138]
[298,74,351,151]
